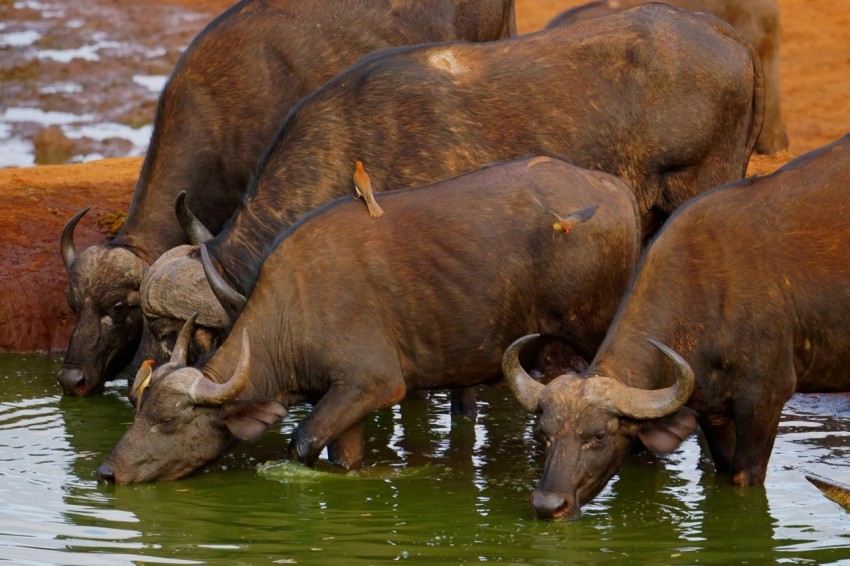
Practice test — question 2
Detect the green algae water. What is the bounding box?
[1,354,849,564]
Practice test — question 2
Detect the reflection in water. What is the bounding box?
[0,355,192,564]
[0,354,848,563]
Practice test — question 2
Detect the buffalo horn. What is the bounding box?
[175,191,213,245]
[60,208,90,273]
[201,243,246,322]
[805,473,850,510]
[170,312,198,366]
[604,339,695,420]
[189,328,251,405]
[502,333,545,412]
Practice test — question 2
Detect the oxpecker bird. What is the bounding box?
[131,359,155,411]
[353,160,384,218]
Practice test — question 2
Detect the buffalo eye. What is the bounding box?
[110,301,129,319]
[152,417,177,434]
[582,430,607,448]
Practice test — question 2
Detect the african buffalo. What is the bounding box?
[547,0,786,154]
[96,156,642,482]
[503,133,850,520]
[135,3,764,384]
[57,0,517,396]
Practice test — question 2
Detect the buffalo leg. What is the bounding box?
[289,379,405,468]
[699,418,736,473]
[326,420,365,469]
[450,386,477,415]
[730,406,783,486]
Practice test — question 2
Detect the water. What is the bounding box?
[0,354,848,564]
[0,0,209,168]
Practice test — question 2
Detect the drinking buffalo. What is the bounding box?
[547,0,786,154]
[57,0,517,396]
[136,3,764,382]
[97,156,642,482]
[503,133,850,520]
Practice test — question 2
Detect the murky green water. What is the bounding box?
[1,354,848,564]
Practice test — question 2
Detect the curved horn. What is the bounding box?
[603,339,695,420]
[60,208,90,273]
[170,312,198,365]
[502,333,545,412]
[201,243,246,322]
[189,328,251,405]
[175,191,213,245]
[805,473,850,510]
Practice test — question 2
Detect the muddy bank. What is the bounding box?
[0,159,138,352]
[1,0,849,353]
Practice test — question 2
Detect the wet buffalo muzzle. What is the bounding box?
[57,367,89,396]
[531,490,579,521]
[96,461,116,483]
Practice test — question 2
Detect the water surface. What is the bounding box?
[1,354,848,564]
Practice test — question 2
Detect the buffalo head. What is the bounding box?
[130,244,232,381]
[130,196,242,381]
[502,334,696,520]
[98,316,287,483]
[59,209,146,395]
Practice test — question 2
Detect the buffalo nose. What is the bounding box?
[531,490,578,521]
[96,462,115,483]
[57,368,87,396]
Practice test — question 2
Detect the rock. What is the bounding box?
[33,126,75,165]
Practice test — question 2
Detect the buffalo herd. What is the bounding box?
[56,0,850,519]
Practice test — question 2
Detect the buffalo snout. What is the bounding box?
[531,489,579,521]
[96,461,115,483]
[57,367,88,396]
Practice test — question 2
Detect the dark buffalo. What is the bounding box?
[57,0,517,396]
[136,3,764,382]
[503,133,850,520]
[547,0,786,154]
[97,156,643,483]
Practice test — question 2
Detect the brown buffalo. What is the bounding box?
[547,0,786,154]
[503,133,850,520]
[97,156,642,482]
[57,0,517,395]
[135,3,764,392]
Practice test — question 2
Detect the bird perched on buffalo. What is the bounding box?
[352,160,384,218]
[131,359,154,411]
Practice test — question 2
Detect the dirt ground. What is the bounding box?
[1,0,848,352]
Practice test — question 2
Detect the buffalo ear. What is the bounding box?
[222,400,288,441]
[637,407,698,454]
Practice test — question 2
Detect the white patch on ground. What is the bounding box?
[0,137,35,168]
[0,109,152,167]
[2,107,95,126]
[39,83,84,94]
[133,74,168,93]
[66,122,152,153]
[0,30,42,47]
[145,47,167,58]
[37,40,123,63]
[427,49,468,76]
